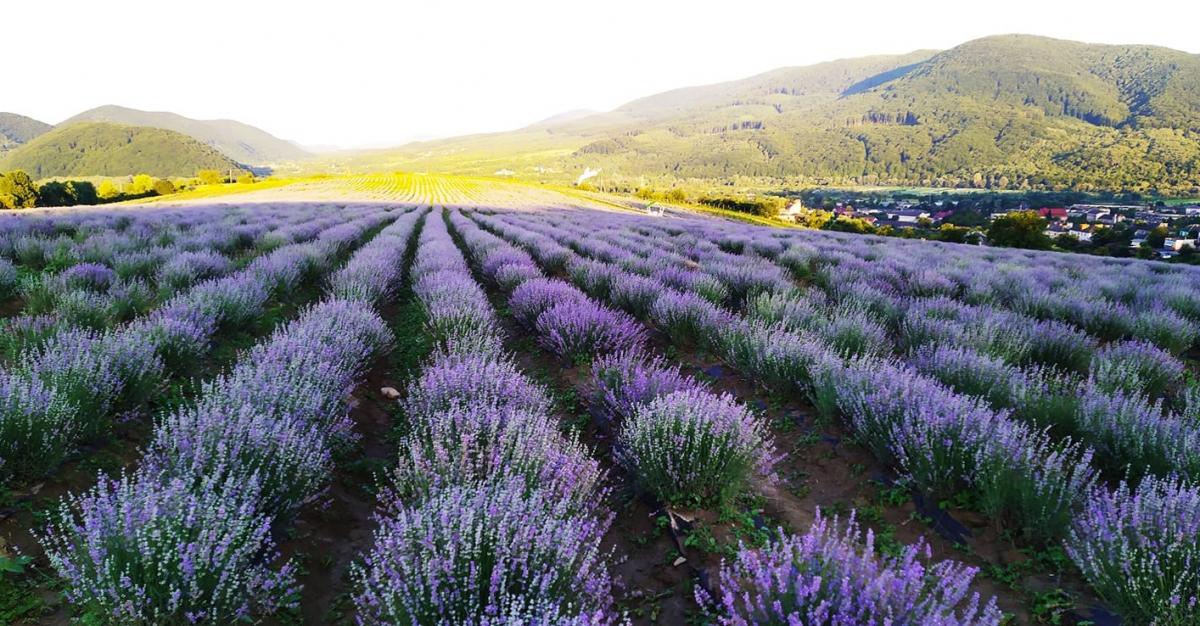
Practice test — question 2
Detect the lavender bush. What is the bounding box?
[0,374,77,480]
[0,258,17,300]
[39,471,298,624]
[403,353,552,421]
[590,349,706,422]
[1067,475,1200,625]
[973,428,1098,544]
[389,401,604,513]
[508,277,586,327]
[813,357,1002,496]
[351,480,619,625]
[1090,339,1185,399]
[649,289,734,345]
[535,299,646,360]
[616,389,774,506]
[698,512,1001,625]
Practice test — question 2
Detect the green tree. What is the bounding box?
[198,170,224,185]
[1147,225,1169,249]
[37,181,71,206]
[67,181,98,205]
[97,179,121,199]
[37,180,100,207]
[0,170,39,209]
[987,210,1052,249]
[153,178,176,196]
[936,223,971,243]
[1054,233,1082,251]
[665,188,687,203]
[236,173,256,185]
[129,174,156,195]
[796,209,833,229]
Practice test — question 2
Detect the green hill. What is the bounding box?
[324,35,1200,194]
[0,122,246,178]
[0,113,52,150]
[63,105,309,165]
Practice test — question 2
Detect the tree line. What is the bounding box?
[0,169,254,210]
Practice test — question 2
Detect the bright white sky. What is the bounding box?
[7,0,1198,149]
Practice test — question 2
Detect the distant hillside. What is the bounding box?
[0,122,245,178]
[63,105,309,165]
[327,35,1200,194]
[0,113,51,150]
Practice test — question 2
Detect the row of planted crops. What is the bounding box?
[1,199,1198,624]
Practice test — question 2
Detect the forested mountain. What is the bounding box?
[0,113,52,150]
[0,122,245,178]
[328,35,1200,194]
[63,105,309,165]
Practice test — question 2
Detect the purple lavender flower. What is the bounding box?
[1090,339,1185,399]
[0,374,78,480]
[0,258,17,300]
[351,479,619,625]
[1067,475,1200,625]
[649,289,735,345]
[39,470,298,624]
[590,349,707,423]
[615,388,775,506]
[156,250,233,292]
[698,511,1001,625]
[388,401,605,515]
[508,278,587,327]
[1132,307,1200,355]
[535,299,646,360]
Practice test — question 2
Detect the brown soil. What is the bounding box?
[0,296,23,318]
[269,322,403,625]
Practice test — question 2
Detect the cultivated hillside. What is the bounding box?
[63,105,309,165]
[0,122,246,178]
[326,35,1200,193]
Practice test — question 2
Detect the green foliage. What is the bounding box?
[152,178,176,195]
[36,180,99,207]
[197,169,225,185]
[129,174,156,195]
[987,210,1053,249]
[97,179,120,199]
[696,193,785,217]
[0,122,244,178]
[0,170,38,209]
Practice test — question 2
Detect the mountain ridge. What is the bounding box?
[62,105,309,165]
[0,122,247,178]
[319,34,1200,194]
[0,113,52,150]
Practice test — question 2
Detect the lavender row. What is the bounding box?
[351,210,620,624]
[471,208,1200,625]
[1,202,322,270]
[457,211,778,508]
[503,208,1195,399]
[456,210,1006,624]
[0,206,397,484]
[0,204,346,356]
[645,209,1200,354]
[35,208,422,624]
[486,210,1200,484]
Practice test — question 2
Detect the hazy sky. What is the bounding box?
[7,0,1198,148]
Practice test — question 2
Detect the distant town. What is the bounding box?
[785,190,1200,260]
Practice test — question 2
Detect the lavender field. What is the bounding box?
[1,199,1198,625]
